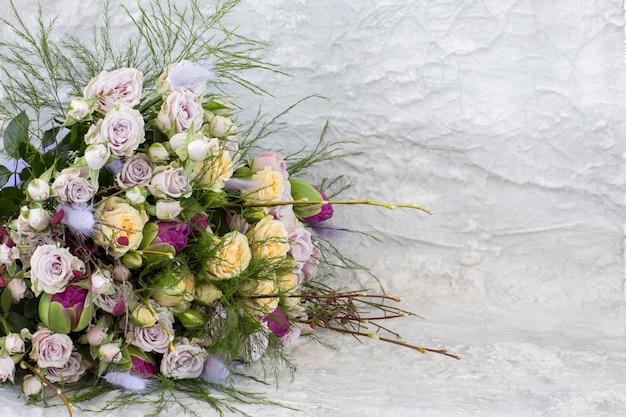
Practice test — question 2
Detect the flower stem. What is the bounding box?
[20,361,74,417]
[319,324,460,360]
[237,199,432,215]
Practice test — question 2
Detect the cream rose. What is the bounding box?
[191,147,234,192]
[83,67,143,113]
[27,178,51,201]
[244,166,285,203]
[30,245,81,296]
[30,329,73,368]
[246,216,290,260]
[156,91,204,135]
[242,279,279,316]
[206,231,252,280]
[85,143,111,170]
[95,198,149,257]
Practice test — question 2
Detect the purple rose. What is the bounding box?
[157,221,191,252]
[303,186,333,223]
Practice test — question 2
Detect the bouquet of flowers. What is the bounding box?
[0,1,456,415]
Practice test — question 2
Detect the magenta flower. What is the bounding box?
[189,213,209,236]
[131,355,157,377]
[156,221,190,252]
[303,186,334,223]
[40,285,91,334]
[263,309,290,338]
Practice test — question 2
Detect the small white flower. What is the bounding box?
[27,208,51,231]
[67,98,91,121]
[155,200,182,220]
[84,143,111,170]
[4,333,24,353]
[27,178,51,201]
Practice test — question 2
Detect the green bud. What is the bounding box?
[289,178,324,218]
[175,309,205,329]
[122,252,143,269]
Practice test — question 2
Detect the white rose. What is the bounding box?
[187,138,212,161]
[30,329,73,368]
[160,341,206,379]
[149,166,189,199]
[86,326,108,346]
[84,67,144,113]
[0,356,15,383]
[208,115,236,138]
[67,98,91,121]
[22,376,43,397]
[4,333,24,354]
[91,270,113,295]
[99,105,145,157]
[7,278,27,301]
[27,208,51,231]
[99,343,123,363]
[156,200,182,220]
[125,186,147,204]
[84,143,110,170]
[27,178,50,201]
[169,132,189,152]
[148,143,170,163]
[156,91,204,135]
[0,244,20,266]
[29,245,78,296]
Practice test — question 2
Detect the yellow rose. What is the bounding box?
[194,282,223,305]
[206,231,251,280]
[152,270,195,312]
[244,166,284,203]
[192,147,234,192]
[95,197,149,257]
[246,216,289,260]
[241,280,279,316]
[277,273,298,294]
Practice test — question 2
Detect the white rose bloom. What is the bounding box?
[27,178,50,201]
[125,186,147,204]
[208,115,236,138]
[91,270,113,295]
[67,98,91,121]
[30,329,73,368]
[84,67,144,113]
[29,245,77,296]
[7,278,27,301]
[187,138,212,161]
[0,244,20,265]
[4,333,24,354]
[148,143,169,163]
[27,208,51,231]
[168,132,189,152]
[0,356,15,383]
[84,143,110,170]
[160,341,206,380]
[156,200,182,220]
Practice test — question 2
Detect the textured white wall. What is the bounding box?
[1,1,625,415]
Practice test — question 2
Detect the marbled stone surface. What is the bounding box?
[0,1,624,416]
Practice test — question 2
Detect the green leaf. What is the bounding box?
[0,288,12,314]
[3,111,29,159]
[42,126,60,149]
[6,312,34,333]
[0,166,12,188]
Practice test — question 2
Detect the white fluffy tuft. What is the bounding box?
[200,356,230,385]
[61,205,96,239]
[169,64,214,95]
[103,371,155,393]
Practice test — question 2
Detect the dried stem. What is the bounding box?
[20,361,75,417]
[235,199,432,215]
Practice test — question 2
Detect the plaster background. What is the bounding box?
[0,0,625,416]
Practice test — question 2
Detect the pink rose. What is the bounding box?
[45,350,88,383]
[86,105,145,157]
[149,166,189,199]
[0,356,15,382]
[156,91,204,135]
[116,154,153,189]
[160,341,206,379]
[84,67,143,113]
[252,152,288,179]
[126,309,174,354]
[29,245,81,296]
[30,329,73,368]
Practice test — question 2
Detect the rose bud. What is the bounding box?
[86,325,108,346]
[151,268,195,311]
[22,375,43,397]
[122,252,143,270]
[27,178,51,201]
[194,282,223,306]
[4,333,24,353]
[99,342,123,363]
[38,286,92,334]
[175,309,205,329]
[288,178,324,219]
[128,346,157,377]
[208,115,236,138]
[131,305,157,328]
